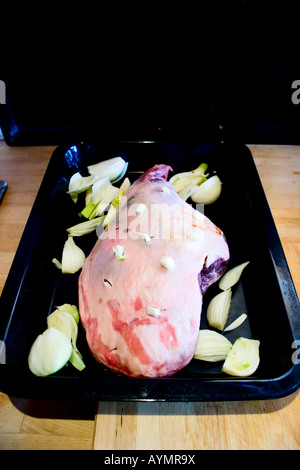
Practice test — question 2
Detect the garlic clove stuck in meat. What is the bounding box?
[146,307,161,318]
[160,256,176,270]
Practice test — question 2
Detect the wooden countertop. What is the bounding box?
[0,142,299,450]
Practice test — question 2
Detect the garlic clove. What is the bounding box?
[160,256,176,270]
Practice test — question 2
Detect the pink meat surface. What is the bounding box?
[79,164,229,378]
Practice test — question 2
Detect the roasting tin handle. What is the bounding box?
[0,181,7,204]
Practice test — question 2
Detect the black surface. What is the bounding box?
[0,141,299,401]
[1,3,300,145]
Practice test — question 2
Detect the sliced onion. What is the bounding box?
[68,157,128,203]
[190,175,222,205]
[95,200,111,218]
[52,237,86,273]
[112,161,129,183]
[206,288,232,331]
[111,177,131,208]
[169,163,208,186]
[28,327,72,377]
[52,258,62,270]
[82,177,131,223]
[102,178,131,226]
[222,337,260,377]
[219,261,250,291]
[68,173,97,198]
[169,163,208,192]
[177,182,198,201]
[61,237,85,274]
[47,309,86,370]
[170,173,207,192]
[69,349,86,371]
[87,156,127,182]
[85,186,93,205]
[102,205,117,228]
[91,177,119,205]
[79,201,98,220]
[67,216,104,236]
[56,304,80,323]
[47,310,79,351]
[79,178,119,219]
[194,330,232,362]
[224,313,247,332]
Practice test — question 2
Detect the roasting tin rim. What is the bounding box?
[0,141,300,402]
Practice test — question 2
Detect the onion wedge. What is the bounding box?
[28,327,72,377]
[222,337,260,377]
[67,173,98,202]
[53,237,86,274]
[177,182,198,202]
[91,177,119,205]
[47,310,79,352]
[87,156,128,182]
[47,309,86,370]
[67,216,104,236]
[102,177,131,226]
[219,261,250,291]
[169,165,208,192]
[206,289,232,331]
[111,177,131,208]
[224,313,247,332]
[62,237,85,273]
[56,304,80,323]
[190,175,222,205]
[194,330,232,362]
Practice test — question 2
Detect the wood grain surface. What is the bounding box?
[0,142,299,450]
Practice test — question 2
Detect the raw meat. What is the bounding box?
[79,164,229,378]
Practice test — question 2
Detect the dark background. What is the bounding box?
[1,1,300,145]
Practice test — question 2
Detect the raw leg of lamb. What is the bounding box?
[79,164,229,378]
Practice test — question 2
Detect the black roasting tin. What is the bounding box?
[0,141,300,401]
